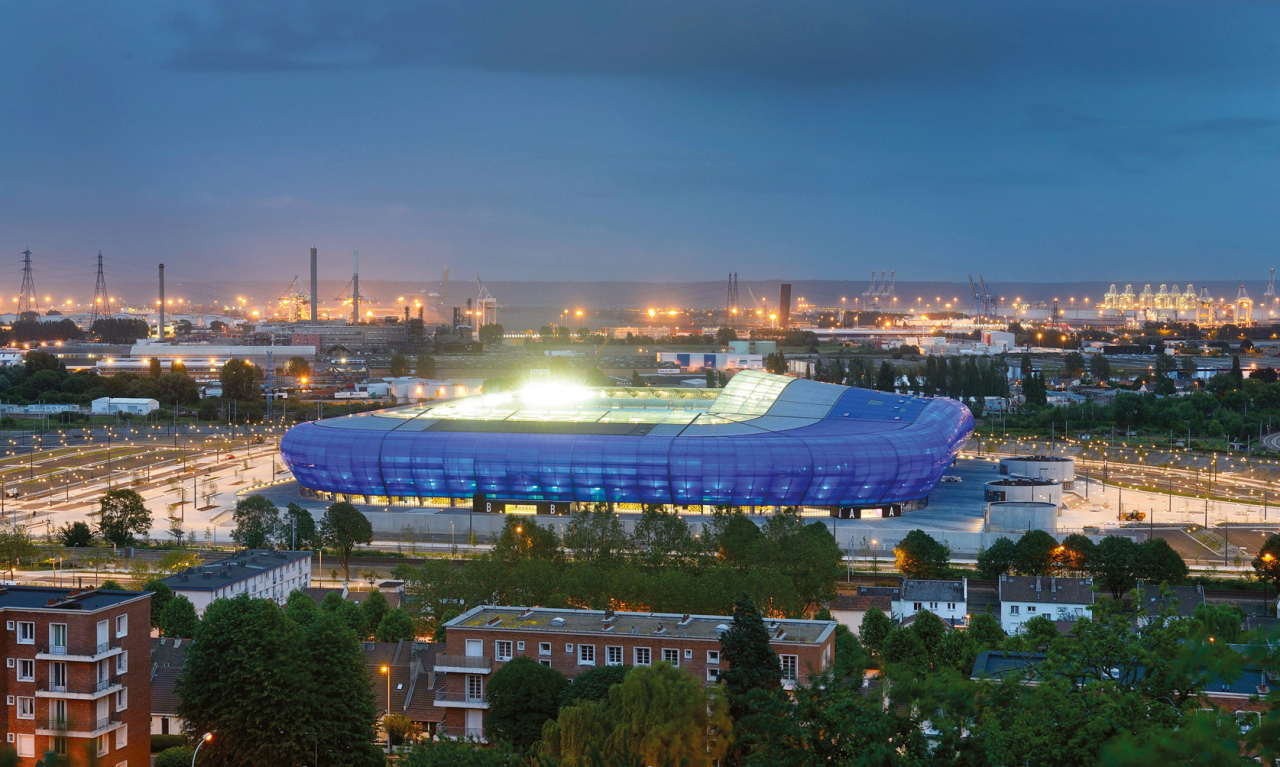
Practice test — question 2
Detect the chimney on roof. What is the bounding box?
[519,608,535,619]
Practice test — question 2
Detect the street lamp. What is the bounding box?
[381,665,392,751]
[192,732,213,766]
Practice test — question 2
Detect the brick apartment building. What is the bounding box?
[0,586,151,766]
[437,606,837,741]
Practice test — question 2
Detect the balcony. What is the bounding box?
[435,690,489,709]
[36,713,121,737]
[434,654,492,674]
[36,641,120,662]
[36,676,121,700]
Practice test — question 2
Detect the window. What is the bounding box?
[97,734,109,757]
[707,650,720,665]
[116,688,127,711]
[947,602,956,611]
[662,648,680,667]
[15,735,32,758]
[684,649,693,659]
[606,646,623,666]
[53,737,67,755]
[707,668,720,682]
[780,655,798,683]
[17,697,34,719]
[578,644,595,666]
[117,651,128,675]
[115,725,127,749]
[50,662,67,691]
[538,642,551,656]
[564,643,574,654]
[466,675,483,702]
[495,641,513,662]
[50,623,67,651]
[912,602,921,611]
[16,622,33,645]
[634,647,651,666]
[1027,606,1036,613]
[538,659,553,668]
[517,641,525,651]
[16,659,34,682]
[1009,605,1020,615]
[116,614,128,638]
[929,602,938,610]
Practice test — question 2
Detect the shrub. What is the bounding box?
[154,746,195,767]
[151,734,187,752]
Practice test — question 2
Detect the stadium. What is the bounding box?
[279,371,974,517]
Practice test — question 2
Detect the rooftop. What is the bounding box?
[446,606,837,645]
[998,575,1095,606]
[900,578,966,603]
[0,585,147,612]
[161,549,312,592]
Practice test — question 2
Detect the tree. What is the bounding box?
[1057,533,1096,575]
[1231,355,1244,384]
[160,595,200,638]
[406,739,525,766]
[493,516,560,563]
[562,506,629,566]
[764,352,787,375]
[232,495,279,549]
[144,579,174,630]
[486,655,568,750]
[719,593,782,718]
[285,356,310,379]
[894,529,950,578]
[306,610,384,767]
[478,324,505,345]
[859,606,894,655]
[415,354,436,378]
[321,591,367,636]
[716,327,737,345]
[1092,535,1140,598]
[320,502,374,587]
[285,588,320,627]
[968,612,1006,647]
[1063,351,1086,377]
[0,524,35,578]
[1136,538,1188,584]
[97,489,152,546]
[976,537,1019,579]
[631,370,644,387]
[375,608,417,642]
[876,361,897,392]
[219,358,262,401]
[1014,529,1060,576]
[1253,534,1280,592]
[1090,355,1111,381]
[58,520,94,547]
[281,503,317,550]
[559,664,631,708]
[154,747,196,767]
[389,353,411,377]
[605,662,731,767]
[360,589,389,637]
[177,595,317,766]
[383,713,422,747]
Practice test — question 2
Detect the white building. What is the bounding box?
[998,575,1094,634]
[91,397,159,415]
[656,351,764,371]
[382,377,477,402]
[892,579,967,626]
[160,549,312,616]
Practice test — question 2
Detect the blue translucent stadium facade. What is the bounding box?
[280,371,973,510]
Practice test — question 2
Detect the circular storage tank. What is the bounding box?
[986,501,1058,532]
[1000,455,1075,489]
[984,477,1062,507]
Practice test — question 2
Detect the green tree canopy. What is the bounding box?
[1014,529,1060,576]
[493,516,560,564]
[97,489,152,546]
[375,608,417,643]
[306,610,384,767]
[320,502,374,586]
[894,529,950,579]
[559,664,631,708]
[281,502,317,550]
[231,495,279,550]
[977,537,1019,580]
[719,593,782,718]
[144,579,174,630]
[58,520,94,547]
[486,655,568,750]
[219,358,263,401]
[285,588,320,627]
[160,594,200,639]
[389,353,411,377]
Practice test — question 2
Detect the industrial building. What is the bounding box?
[280,370,974,515]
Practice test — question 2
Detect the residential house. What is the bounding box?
[998,575,1094,634]
[149,637,188,737]
[893,579,967,627]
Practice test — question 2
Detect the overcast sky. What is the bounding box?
[3,0,1279,291]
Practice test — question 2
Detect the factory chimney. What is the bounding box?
[779,283,792,328]
[310,247,318,321]
[352,250,360,325]
[158,263,165,342]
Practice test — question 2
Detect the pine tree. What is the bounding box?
[719,593,782,718]
[307,611,384,767]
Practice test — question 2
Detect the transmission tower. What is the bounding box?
[90,251,109,327]
[17,249,37,317]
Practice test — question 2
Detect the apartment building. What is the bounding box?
[0,586,151,766]
[437,606,837,741]
[160,550,312,616]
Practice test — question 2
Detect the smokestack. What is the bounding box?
[779,283,792,328]
[352,250,360,325]
[158,263,165,342]
[310,247,318,321]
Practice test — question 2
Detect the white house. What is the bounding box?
[999,575,1094,634]
[90,397,159,415]
[160,549,312,616]
[893,578,968,627]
